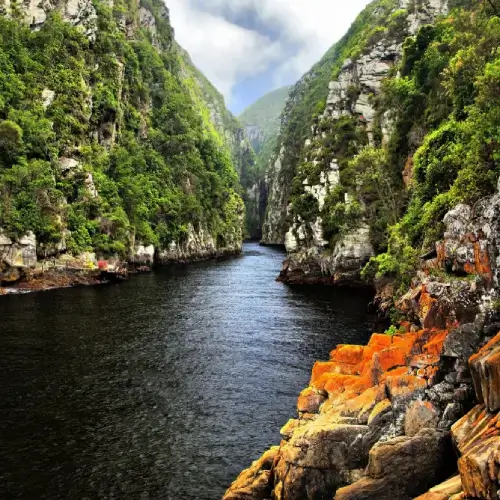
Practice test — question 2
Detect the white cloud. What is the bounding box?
[167,0,372,105]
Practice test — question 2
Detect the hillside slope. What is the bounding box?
[0,0,246,281]
[239,86,290,155]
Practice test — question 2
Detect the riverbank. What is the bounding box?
[225,247,500,499]
[0,247,241,295]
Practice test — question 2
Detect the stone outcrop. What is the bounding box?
[225,314,500,500]
[275,0,449,285]
[0,231,37,269]
[4,0,98,38]
[157,223,242,264]
[224,326,468,499]
[227,196,500,499]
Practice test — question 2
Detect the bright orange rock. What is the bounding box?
[380,366,409,383]
[330,344,365,365]
[310,361,337,387]
[368,333,393,348]
[373,343,409,373]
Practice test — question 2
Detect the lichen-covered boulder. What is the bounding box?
[469,331,500,412]
[0,231,37,268]
[223,446,279,500]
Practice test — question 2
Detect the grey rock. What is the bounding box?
[443,323,482,360]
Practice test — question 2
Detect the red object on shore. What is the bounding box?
[97,260,108,270]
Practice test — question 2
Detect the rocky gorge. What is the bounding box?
[226,0,500,498]
[3,0,500,498]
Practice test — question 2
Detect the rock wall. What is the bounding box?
[0,0,245,290]
[3,0,98,37]
[266,0,448,280]
[226,177,500,499]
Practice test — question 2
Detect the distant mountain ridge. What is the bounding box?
[239,86,290,155]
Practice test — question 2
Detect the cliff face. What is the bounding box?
[225,179,500,499]
[263,0,448,271]
[239,87,290,239]
[0,0,246,286]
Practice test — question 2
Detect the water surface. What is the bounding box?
[0,242,374,499]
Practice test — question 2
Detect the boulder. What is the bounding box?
[133,244,155,266]
[451,405,500,500]
[458,436,500,499]
[336,429,454,499]
[297,387,326,414]
[443,323,482,360]
[404,400,439,437]
[0,266,21,284]
[0,231,37,268]
[223,446,278,500]
[469,332,500,412]
[272,422,370,499]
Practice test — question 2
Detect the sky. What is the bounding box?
[167,0,372,115]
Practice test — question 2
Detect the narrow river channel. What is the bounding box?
[0,242,374,499]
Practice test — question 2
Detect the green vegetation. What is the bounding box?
[239,86,290,155]
[365,2,500,290]
[271,0,401,201]
[0,0,244,258]
[273,0,500,294]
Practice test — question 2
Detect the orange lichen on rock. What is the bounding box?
[385,374,428,400]
[223,446,279,499]
[469,331,500,412]
[306,329,449,418]
[419,288,438,324]
[463,241,492,280]
[373,342,409,372]
[330,344,365,365]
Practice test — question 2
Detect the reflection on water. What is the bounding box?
[0,242,374,499]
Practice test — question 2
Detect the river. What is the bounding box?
[0,242,374,500]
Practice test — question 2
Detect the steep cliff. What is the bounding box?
[179,47,260,238]
[239,86,290,239]
[0,0,246,286]
[264,0,450,273]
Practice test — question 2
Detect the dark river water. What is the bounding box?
[0,242,374,500]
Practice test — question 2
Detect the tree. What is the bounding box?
[0,120,23,162]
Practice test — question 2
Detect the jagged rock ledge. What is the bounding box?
[224,310,500,499]
[0,224,241,295]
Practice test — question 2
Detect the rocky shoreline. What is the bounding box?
[225,188,500,498]
[224,311,500,499]
[0,247,241,296]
